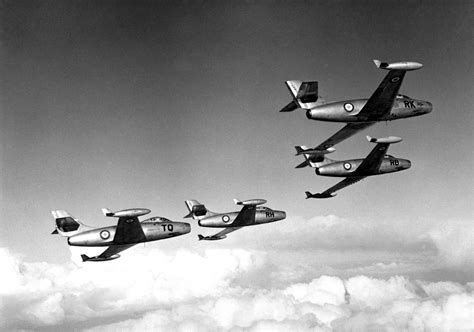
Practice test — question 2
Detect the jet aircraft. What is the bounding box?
[184,199,286,240]
[300,136,411,198]
[52,208,190,261]
[280,60,432,161]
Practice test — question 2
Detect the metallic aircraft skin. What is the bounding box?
[66,219,191,246]
[301,136,411,198]
[281,60,433,153]
[184,199,286,240]
[306,96,432,123]
[52,208,191,261]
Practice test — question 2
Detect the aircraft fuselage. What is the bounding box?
[67,219,190,246]
[306,97,432,122]
[316,157,411,177]
[198,208,286,228]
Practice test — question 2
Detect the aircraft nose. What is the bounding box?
[276,211,286,221]
[183,223,191,234]
[425,101,433,113]
[404,160,412,169]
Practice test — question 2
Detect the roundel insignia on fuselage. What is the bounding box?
[391,77,400,83]
[344,162,352,170]
[222,215,230,223]
[100,230,110,240]
[344,103,354,112]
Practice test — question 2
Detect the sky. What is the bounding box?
[1,1,473,331]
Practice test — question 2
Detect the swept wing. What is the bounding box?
[81,215,146,261]
[198,227,242,241]
[357,64,407,121]
[310,60,413,151]
[309,176,366,198]
[197,200,262,241]
[314,122,375,151]
[309,136,399,198]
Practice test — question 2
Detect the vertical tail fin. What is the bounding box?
[280,80,319,112]
[184,200,215,220]
[51,210,91,237]
[294,146,335,168]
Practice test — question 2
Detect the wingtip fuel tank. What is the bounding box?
[233,199,267,206]
[305,191,336,199]
[101,208,151,218]
[373,59,423,71]
[366,136,402,144]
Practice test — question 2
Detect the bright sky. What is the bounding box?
[1,1,473,330]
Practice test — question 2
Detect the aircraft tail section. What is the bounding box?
[51,210,91,237]
[280,80,320,112]
[184,200,216,220]
[294,146,335,168]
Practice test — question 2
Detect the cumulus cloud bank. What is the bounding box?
[1,247,473,331]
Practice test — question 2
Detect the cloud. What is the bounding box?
[427,219,474,271]
[256,215,435,253]
[1,247,473,331]
[0,247,262,330]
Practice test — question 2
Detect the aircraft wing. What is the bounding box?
[113,216,147,245]
[357,69,406,121]
[81,244,136,262]
[354,141,391,175]
[198,227,243,241]
[317,176,366,197]
[314,122,375,150]
[231,204,257,227]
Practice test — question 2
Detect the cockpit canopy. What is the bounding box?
[385,154,396,159]
[396,94,411,99]
[143,216,171,223]
[256,206,271,212]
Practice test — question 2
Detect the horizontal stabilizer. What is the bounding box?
[295,160,310,169]
[366,136,402,144]
[373,59,423,71]
[280,100,300,113]
[281,80,319,111]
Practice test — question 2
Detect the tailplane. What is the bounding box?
[280,80,320,112]
[294,146,335,169]
[51,210,91,237]
[184,200,216,220]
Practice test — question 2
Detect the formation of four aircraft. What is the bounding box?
[53,59,432,261]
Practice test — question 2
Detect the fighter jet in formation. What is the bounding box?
[184,199,286,240]
[300,136,411,198]
[280,60,432,155]
[52,208,190,261]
